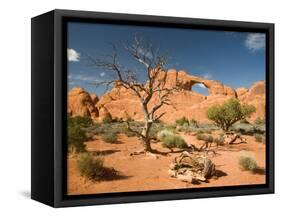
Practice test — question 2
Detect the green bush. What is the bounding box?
[190,118,199,127]
[77,152,116,180]
[67,115,94,153]
[255,117,265,125]
[162,134,188,149]
[67,115,93,128]
[205,135,214,143]
[157,129,175,141]
[232,123,255,135]
[254,124,266,134]
[102,116,112,124]
[196,133,213,143]
[124,130,136,137]
[254,134,265,143]
[68,125,87,153]
[102,132,118,143]
[196,133,205,140]
[240,119,250,124]
[207,98,256,131]
[238,151,257,172]
[214,136,225,146]
[176,117,189,126]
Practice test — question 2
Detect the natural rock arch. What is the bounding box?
[190,81,210,96]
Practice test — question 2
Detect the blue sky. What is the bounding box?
[67,22,266,96]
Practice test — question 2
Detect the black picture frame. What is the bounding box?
[31,9,274,207]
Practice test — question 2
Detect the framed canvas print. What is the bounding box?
[31,9,274,207]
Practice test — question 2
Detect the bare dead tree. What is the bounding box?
[88,36,183,153]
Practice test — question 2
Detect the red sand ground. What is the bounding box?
[67,133,266,195]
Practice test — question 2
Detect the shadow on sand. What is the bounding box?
[91,149,120,156]
[215,169,228,178]
[96,170,132,182]
[253,167,266,175]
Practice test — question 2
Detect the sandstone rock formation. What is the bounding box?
[67,87,99,120]
[237,81,265,120]
[67,69,265,123]
[90,93,99,105]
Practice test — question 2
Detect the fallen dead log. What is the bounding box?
[168,151,216,183]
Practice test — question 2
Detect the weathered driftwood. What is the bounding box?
[168,151,216,183]
[223,133,247,144]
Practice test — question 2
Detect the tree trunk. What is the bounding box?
[142,120,153,152]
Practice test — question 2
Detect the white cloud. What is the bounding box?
[100,72,105,77]
[67,48,80,62]
[68,73,103,83]
[197,83,206,88]
[245,33,265,51]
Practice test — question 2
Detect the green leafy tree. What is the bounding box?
[207,98,256,132]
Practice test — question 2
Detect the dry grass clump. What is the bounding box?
[238,151,257,172]
[102,132,118,143]
[157,129,187,150]
[77,152,117,181]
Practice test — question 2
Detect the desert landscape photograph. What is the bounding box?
[66,22,266,195]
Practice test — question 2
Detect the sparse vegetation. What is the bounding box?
[207,98,256,131]
[190,118,199,127]
[214,136,225,146]
[255,117,265,125]
[254,134,265,143]
[77,152,117,180]
[238,151,257,172]
[102,116,112,124]
[176,117,189,126]
[196,133,213,143]
[68,115,93,128]
[157,129,175,141]
[232,123,255,135]
[102,132,118,143]
[232,122,265,135]
[161,134,188,150]
[67,115,91,153]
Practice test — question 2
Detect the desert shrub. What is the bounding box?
[207,98,256,131]
[102,132,118,143]
[196,133,205,140]
[214,136,224,146]
[67,115,93,129]
[190,118,199,127]
[255,117,265,125]
[196,130,205,135]
[254,124,266,134]
[204,130,212,134]
[148,122,165,139]
[165,124,177,131]
[68,117,88,153]
[232,123,255,135]
[180,124,193,134]
[162,134,187,149]
[240,119,250,124]
[196,133,213,143]
[102,116,112,124]
[254,134,265,143]
[204,135,214,143]
[157,129,175,141]
[176,117,189,126]
[77,152,117,180]
[238,151,257,172]
[124,130,136,137]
